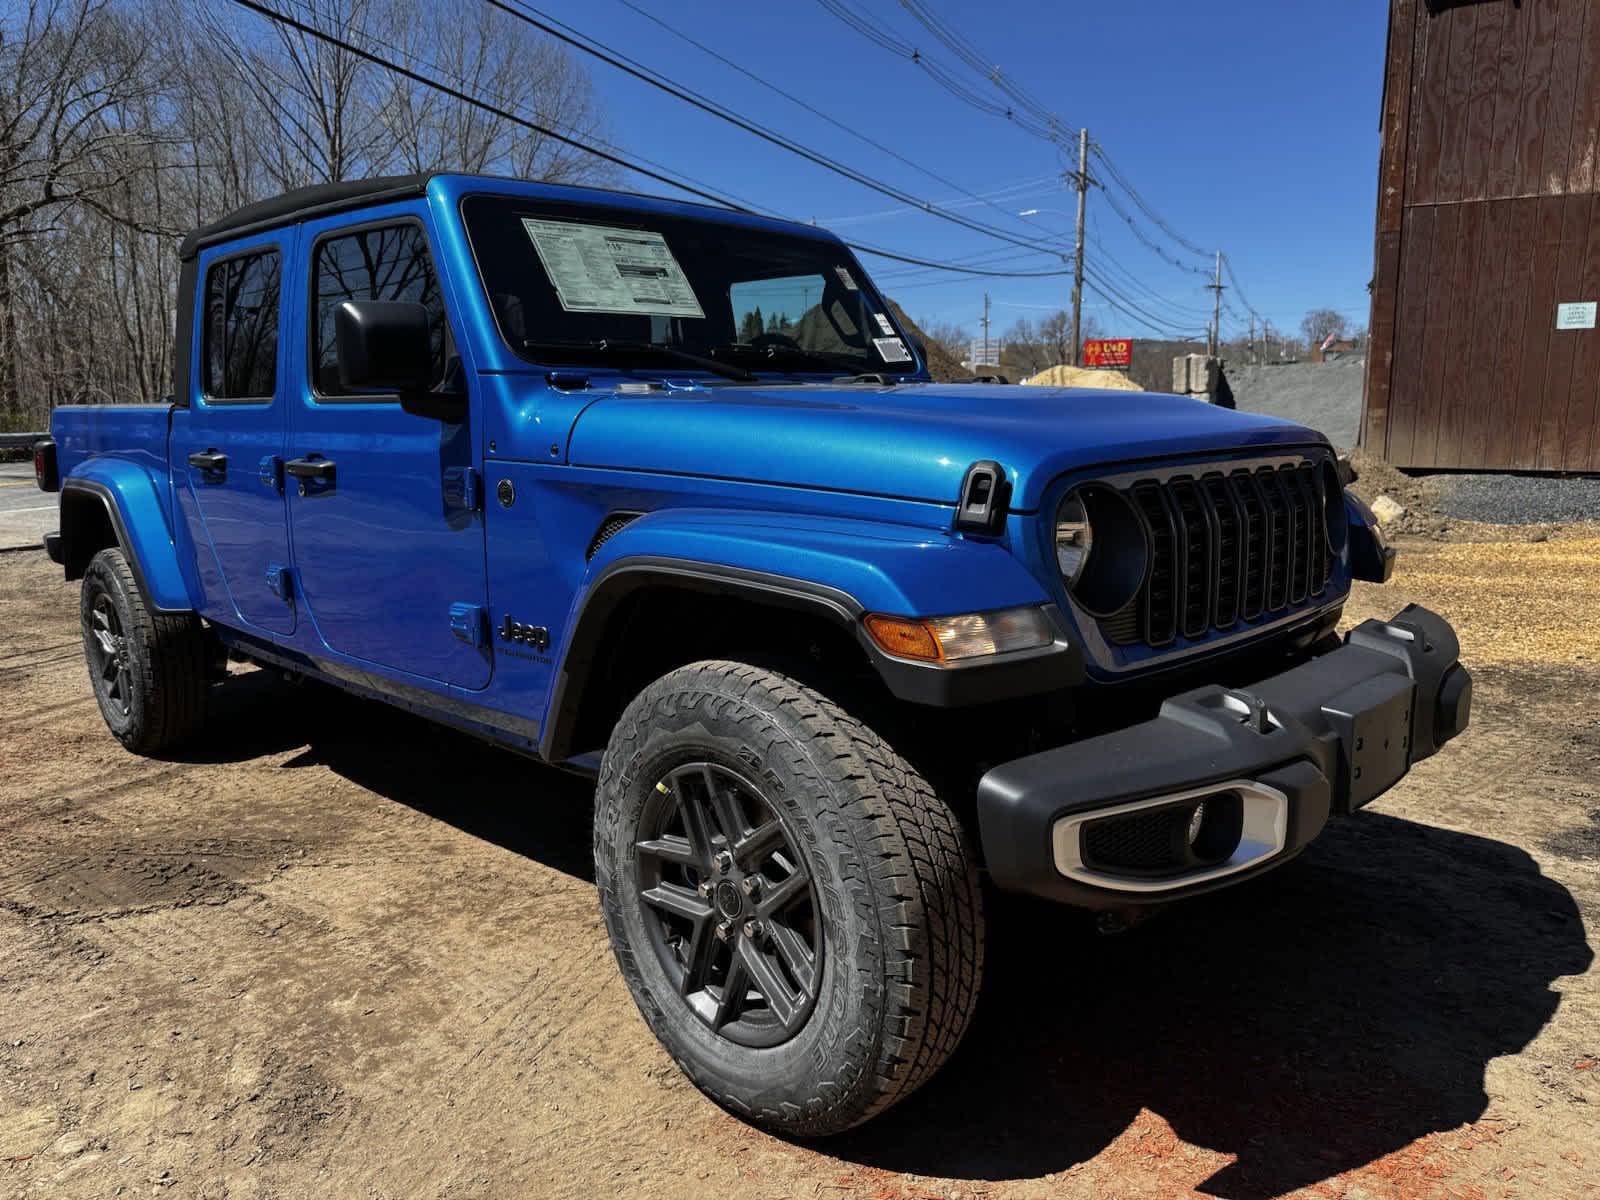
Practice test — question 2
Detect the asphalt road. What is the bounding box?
[0,461,54,551]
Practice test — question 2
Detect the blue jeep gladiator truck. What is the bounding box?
[32,173,1470,1136]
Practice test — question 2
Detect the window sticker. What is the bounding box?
[834,266,859,291]
[873,312,896,337]
[520,218,705,319]
[874,336,912,363]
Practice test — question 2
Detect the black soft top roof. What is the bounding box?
[177,174,431,261]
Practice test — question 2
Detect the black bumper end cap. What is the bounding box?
[43,531,64,564]
[977,603,1470,907]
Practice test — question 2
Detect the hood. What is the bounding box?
[566,382,1328,511]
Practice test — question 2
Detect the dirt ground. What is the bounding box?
[3,528,1598,1200]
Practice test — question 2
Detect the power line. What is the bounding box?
[488,0,1076,257]
[225,0,1072,280]
[614,0,1063,246]
[813,0,1067,144]
[1091,142,1212,260]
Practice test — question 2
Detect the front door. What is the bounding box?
[171,234,295,636]
[286,208,490,689]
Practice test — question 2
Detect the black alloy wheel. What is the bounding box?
[86,590,134,720]
[635,761,822,1048]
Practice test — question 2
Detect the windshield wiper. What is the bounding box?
[709,343,864,375]
[520,339,755,382]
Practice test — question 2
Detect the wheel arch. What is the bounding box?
[539,559,876,763]
[59,472,193,613]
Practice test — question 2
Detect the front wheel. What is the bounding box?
[594,661,984,1136]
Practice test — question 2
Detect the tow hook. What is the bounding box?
[1095,906,1164,936]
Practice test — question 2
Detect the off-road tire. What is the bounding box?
[594,660,984,1137]
[80,547,209,754]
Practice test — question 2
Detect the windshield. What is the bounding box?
[461,194,920,378]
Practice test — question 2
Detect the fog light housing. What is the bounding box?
[864,606,1054,664]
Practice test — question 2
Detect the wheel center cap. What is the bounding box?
[714,880,743,920]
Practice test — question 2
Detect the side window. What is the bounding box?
[203,250,281,401]
[311,222,447,397]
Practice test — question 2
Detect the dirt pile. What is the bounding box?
[1020,365,1142,390]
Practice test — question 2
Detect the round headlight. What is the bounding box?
[1055,494,1093,584]
[1056,485,1149,617]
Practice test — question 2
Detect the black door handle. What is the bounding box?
[187,449,228,474]
[283,457,337,482]
[284,456,336,496]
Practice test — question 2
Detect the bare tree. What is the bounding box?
[0,0,614,429]
[1300,308,1350,348]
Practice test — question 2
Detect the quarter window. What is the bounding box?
[203,250,281,400]
[312,222,448,397]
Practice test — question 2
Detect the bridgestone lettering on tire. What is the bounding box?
[80,547,209,754]
[593,660,984,1137]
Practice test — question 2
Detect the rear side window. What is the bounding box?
[203,250,281,401]
[311,222,447,397]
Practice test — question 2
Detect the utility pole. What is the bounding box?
[1247,313,1256,365]
[1207,251,1224,358]
[1070,127,1089,366]
[979,291,991,365]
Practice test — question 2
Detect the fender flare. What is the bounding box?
[538,542,1081,762]
[60,473,193,613]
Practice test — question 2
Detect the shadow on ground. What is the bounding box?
[183,667,1591,1200]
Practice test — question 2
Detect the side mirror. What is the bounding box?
[335,300,462,420]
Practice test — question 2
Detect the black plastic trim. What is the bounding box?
[539,557,1083,761]
[57,479,188,613]
[977,604,1470,908]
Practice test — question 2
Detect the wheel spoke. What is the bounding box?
[767,918,817,994]
[712,952,749,1029]
[635,834,700,870]
[640,881,713,924]
[667,777,716,869]
[99,653,119,685]
[701,764,749,844]
[732,819,786,870]
[736,937,800,1030]
[757,865,811,918]
[679,918,718,997]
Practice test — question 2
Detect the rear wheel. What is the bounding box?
[594,660,984,1136]
[80,547,209,754]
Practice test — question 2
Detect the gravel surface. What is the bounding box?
[1430,473,1600,525]
[1227,358,1364,447]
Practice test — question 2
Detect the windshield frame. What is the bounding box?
[456,191,927,382]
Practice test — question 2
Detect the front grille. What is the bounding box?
[1109,462,1334,649]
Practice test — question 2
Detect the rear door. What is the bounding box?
[284,206,490,689]
[171,234,295,635]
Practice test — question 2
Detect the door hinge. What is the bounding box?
[266,563,295,601]
[449,602,487,647]
[443,466,481,512]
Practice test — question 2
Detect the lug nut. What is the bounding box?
[739,876,760,897]
[743,919,764,940]
[716,920,732,942]
[712,851,733,875]
[697,880,712,898]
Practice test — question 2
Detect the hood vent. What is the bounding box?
[586,511,642,560]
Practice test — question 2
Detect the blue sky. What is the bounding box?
[550,0,1388,342]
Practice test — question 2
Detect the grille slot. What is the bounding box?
[1101,461,1333,650]
[586,511,642,560]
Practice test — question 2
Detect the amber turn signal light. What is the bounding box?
[863,614,944,663]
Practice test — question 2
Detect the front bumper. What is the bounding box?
[976,604,1471,907]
